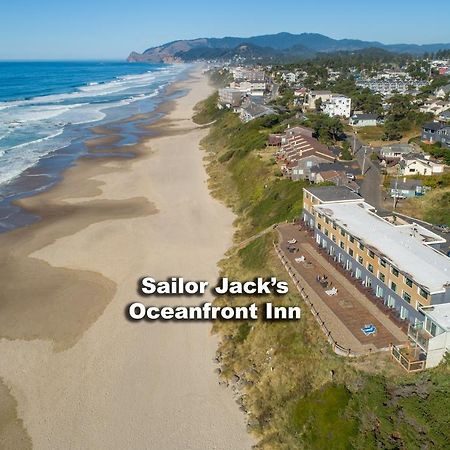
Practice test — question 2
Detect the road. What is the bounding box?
[347,133,383,208]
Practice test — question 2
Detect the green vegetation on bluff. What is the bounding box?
[195,91,450,449]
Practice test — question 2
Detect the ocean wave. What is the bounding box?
[0,63,187,187]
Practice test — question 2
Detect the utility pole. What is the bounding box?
[393,165,400,211]
[361,146,367,176]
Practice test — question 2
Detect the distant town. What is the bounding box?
[202,51,450,371]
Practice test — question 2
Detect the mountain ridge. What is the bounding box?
[127,32,450,63]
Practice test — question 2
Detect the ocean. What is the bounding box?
[0,61,188,231]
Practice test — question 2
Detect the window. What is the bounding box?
[332,235,336,243]
[340,229,345,237]
[405,277,413,288]
[317,223,322,231]
[400,306,409,321]
[349,236,354,243]
[325,218,329,224]
[359,243,365,250]
[403,292,411,303]
[392,268,399,277]
[305,193,310,200]
[358,256,363,264]
[368,250,375,258]
[349,248,354,257]
[380,259,387,268]
[378,272,385,282]
[367,263,374,273]
[333,223,337,230]
[340,241,345,249]
[325,229,329,237]
[390,281,397,292]
[419,288,429,300]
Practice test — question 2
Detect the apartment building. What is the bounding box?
[217,88,243,110]
[306,90,332,110]
[321,94,352,119]
[302,186,450,332]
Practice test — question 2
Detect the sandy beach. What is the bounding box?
[0,68,253,449]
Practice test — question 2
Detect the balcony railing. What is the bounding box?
[391,344,426,372]
[407,323,431,351]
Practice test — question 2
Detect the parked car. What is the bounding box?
[346,173,355,181]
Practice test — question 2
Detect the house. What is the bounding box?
[268,125,314,148]
[390,178,424,198]
[306,90,332,110]
[290,154,334,181]
[349,113,379,127]
[421,122,450,149]
[435,83,450,99]
[422,122,444,144]
[420,98,450,116]
[276,132,335,180]
[218,88,243,110]
[312,169,359,191]
[239,102,275,123]
[400,155,445,176]
[321,94,352,119]
[439,109,450,122]
[302,185,450,368]
[230,80,266,96]
[282,125,313,141]
[380,144,415,160]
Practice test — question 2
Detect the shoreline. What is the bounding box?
[0,67,253,449]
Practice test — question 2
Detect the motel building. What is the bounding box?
[302,186,450,370]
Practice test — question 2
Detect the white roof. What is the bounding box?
[314,202,450,293]
[423,304,450,331]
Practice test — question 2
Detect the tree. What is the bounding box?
[309,114,344,144]
[383,120,402,141]
[315,97,323,112]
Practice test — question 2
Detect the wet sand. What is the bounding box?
[0,68,252,449]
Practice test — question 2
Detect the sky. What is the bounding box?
[1,0,450,60]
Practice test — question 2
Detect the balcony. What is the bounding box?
[407,323,432,352]
[391,344,426,372]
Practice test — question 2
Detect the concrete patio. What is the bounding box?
[276,223,407,354]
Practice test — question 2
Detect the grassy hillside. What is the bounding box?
[195,93,450,449]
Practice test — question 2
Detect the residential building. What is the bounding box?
[399,155,445,176]
[356,77,428,96]
[322,94,352,119]
[217,88,243,110]
[407,303,450,368]
[435,83,450,99]
[422,122,450,149]
[276,132,335,180]
[239,101,275,123]
[420,98,450,116]
[380,144,415,160]
[349,113,379,127]
[230,80,266,96]
[302,186,450,337]
[390,178,424,198]
[312,169,359,191]
[232,67,265,82]
[439,109,450,122]
[306,90,332,110]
